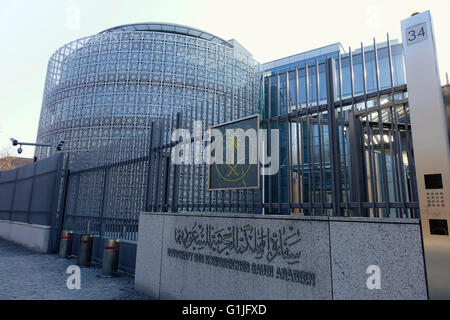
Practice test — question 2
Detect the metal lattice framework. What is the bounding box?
[64,134,151,242]
[35,23,260,159]
[53,24,261,241]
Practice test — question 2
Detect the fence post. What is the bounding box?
[99,167,111,239]
[348,112,368,217]
[71,173,81,229]
[144,124,155,212]
[154,122,165,212]
[59,154,71,238]
[48,153,65,253]
[171,112,182,213]
[326,58,343,216]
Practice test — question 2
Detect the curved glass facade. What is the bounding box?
[35,23,260,158]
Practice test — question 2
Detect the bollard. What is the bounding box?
[77,234,93,267]
[58,230,73,258]
[101,238,120,277]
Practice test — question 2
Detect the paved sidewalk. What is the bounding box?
[0,238,151,300]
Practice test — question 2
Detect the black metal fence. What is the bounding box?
[261,36,419,218]
[145,98,263,215]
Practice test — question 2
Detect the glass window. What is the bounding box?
[298,68,306,107]
[319,63,326,103]
[364,50,377,92]
[340,56,351,98]
[288,71,297,110]
[377,47,391,89]
[392,45,406,86]
[308,65,317,105]
[270,75,278,117]
[279,74,287,115]
[352,54,364,95]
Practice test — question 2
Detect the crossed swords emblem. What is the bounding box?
[213,133,252,184]
[223,136,243,177]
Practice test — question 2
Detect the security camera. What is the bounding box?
[17,146,23,154]
[56,140,65,151]
[10,138,18,146]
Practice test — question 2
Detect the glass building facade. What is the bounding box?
[35,23,260,159]
[262,40,417,218]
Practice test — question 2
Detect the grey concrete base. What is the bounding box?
[0,219,50,253]
[135,212,428,300]
[329,217,427,299]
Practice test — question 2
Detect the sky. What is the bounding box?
[0,0,449,158]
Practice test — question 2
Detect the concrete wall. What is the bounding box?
[135,212,428,300]
[0,153,63,226]
[0,219,51,253]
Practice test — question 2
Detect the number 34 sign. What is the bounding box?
[406,23,428,46]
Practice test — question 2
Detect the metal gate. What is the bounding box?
[261,36,419,217]
[62,134,151,273]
